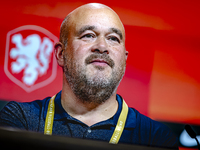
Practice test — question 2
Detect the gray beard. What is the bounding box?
[64,53,125,105]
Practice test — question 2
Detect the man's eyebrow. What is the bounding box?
[77,25,96,35]
[77,26,123,40]
[109,28,123,40]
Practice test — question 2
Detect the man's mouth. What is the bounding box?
[90,59,109,66]
[85,53,115,68]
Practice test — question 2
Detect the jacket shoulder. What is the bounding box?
[130,108,178,149]
[0,97,50,131]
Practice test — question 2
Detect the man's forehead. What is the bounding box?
[60,3,125,44]
[70,7,125,36]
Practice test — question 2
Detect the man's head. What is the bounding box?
[55,3,128,104]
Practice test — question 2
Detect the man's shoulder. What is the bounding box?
[0,96,51,130]
[4,97,50,113]
[131,108,164,128]
[129,107,178,148]
[129,107,175,135]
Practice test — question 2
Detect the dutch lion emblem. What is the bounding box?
[10,34,53,86]
[4,25,58,92]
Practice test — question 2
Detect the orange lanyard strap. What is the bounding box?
[44,95,129,144]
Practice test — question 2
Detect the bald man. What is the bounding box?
[0,3,178,148]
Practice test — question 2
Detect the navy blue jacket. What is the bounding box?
[0,91,178,148]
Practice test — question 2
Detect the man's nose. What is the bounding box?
[91,36,109,54]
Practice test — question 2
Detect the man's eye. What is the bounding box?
[81,34,94,38]
[108,36,120,43]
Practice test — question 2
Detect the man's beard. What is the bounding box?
[64,52,126,105]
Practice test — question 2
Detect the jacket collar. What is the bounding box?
[44,91,136,128]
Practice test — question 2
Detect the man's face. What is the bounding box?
[63,6,128,104]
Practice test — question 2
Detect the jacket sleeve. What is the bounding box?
[150,119,179,149]
[0,101,28,130]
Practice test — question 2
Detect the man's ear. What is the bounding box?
[54,42,64,67]
[125,50,128,60]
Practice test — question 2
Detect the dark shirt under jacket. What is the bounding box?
[0,91,178,148]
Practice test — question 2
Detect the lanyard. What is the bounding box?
[44,95,129,144]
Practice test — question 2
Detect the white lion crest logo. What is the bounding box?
[10,34,53,86]
[4,25,58,92]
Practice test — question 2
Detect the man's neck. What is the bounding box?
[61,80,118,126]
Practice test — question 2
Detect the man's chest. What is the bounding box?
[48,121,133,144]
